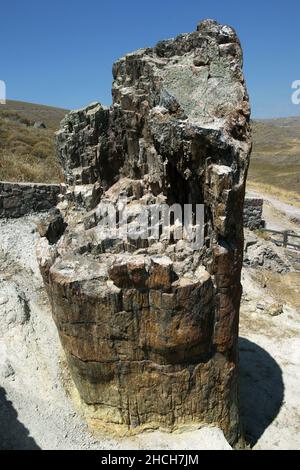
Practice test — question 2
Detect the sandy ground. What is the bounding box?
[240,269,300,449]
[0,216,116,450]
[241,192,300,449]
[0,194,299,450]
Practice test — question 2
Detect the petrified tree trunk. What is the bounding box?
[37,19,251,445]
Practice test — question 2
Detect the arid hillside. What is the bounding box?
[0,100,67,183]
[0,100,300,202]
[249,117,300,203]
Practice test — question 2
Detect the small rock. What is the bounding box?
[33,121,46,129]
[256,302,265,310]
[0,360,15,379]
[242,293,250,302]
[267,303,283,317]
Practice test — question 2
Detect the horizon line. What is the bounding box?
[3,98,300,121]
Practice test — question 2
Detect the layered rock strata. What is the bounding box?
[37,20,251,445]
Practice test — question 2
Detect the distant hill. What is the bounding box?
[249,117,300,201]
[0,100,68,130]
[0,100,68,183]
[0,100,299,202]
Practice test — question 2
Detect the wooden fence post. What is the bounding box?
[260,228,300,250]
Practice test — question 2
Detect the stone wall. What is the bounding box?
[0,182,62,218]
[244,198,264,230]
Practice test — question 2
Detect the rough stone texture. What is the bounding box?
[56,103,109,185]
[33,121,46,129]
[243,198,264,230]
[244,230,290,273]
[37,20,251,445]
[0,182,62,218]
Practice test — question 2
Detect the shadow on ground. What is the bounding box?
[0,386,40,450]
[239,337,284,447]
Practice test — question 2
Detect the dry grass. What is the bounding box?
[0,100,67,183]
[0,152,62,183]
[263,271,300,311]
[246,181,300,208]
[251,118,300,157]
[0,100,68,129]
[249,118,300,198]
[248,158,300,196]
[253,229,271,241]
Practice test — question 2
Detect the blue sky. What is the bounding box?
[0,0,299,118]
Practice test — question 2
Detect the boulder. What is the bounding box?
[38,19,251,446]
[33,121,46,129]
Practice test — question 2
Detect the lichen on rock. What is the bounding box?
[37,19,251,446]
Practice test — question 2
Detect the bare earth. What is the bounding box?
[0,194,299,450]
[247,189,300,231]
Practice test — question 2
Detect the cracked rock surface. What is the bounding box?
[37,19,251,445]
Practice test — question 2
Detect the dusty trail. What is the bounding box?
[247,189,300,231]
